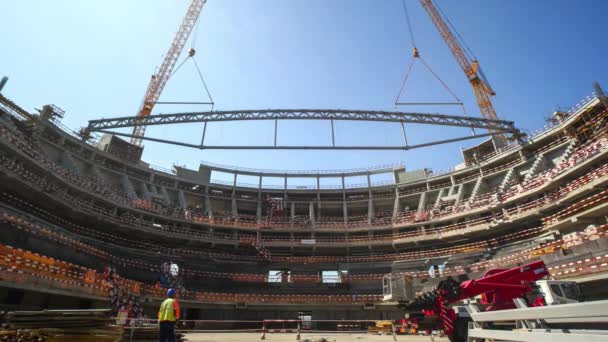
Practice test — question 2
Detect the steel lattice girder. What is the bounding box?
[86,109,518,132]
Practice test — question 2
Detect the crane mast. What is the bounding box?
[131,0,207,147]
[419,0,506,144]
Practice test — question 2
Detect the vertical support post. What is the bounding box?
[274,119,278,147]
[200,121,207,147]
[400,121,408,147]
[331,119,336,147]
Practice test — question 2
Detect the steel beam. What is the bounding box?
[97,129,497,150]
[86,109,518,133]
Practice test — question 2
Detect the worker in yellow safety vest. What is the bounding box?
[158,288,180,342]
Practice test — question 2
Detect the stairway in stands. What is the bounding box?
[254,236,272,262]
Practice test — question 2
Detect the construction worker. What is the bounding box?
[158,288,180,342]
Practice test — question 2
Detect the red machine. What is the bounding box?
[399,260,549,341]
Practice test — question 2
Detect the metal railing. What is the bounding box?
[468,299,608,341]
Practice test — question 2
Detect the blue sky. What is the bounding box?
[1,0,606,174]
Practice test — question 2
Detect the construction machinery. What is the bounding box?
[391,260,567,341]
[390,261,608,341]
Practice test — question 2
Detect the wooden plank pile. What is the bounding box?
[121,325,186,342]
[0,309,123,342]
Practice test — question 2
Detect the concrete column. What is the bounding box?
[309,201,316,226]
[138,182,152,200]
[449,175,455,186]
[316,176,321,222]
[342,175,348,225]
[90,164,103,180]
[470,176,484,200]
[392,187,399,220]
[204,186,212,218]
[232,173,238,219]
[61,151,79,173]
[367,174,374,224]
[257,176,263,222]
[231,197,238,220]
[159,187,170,202]
[290,201,295,228]
[178,190,187,208]
[454,184,465,206]
[434,188,446,209]
[416,192,426,214]
[594,82,608,109]
[120,174,138,200]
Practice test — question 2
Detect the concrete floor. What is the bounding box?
[184,332,448,342]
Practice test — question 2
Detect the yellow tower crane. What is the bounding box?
[419,0,506,145]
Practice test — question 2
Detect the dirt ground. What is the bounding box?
[184,332,449,342]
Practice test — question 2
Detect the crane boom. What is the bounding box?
[419,0,505,144]
[131,0,207,147]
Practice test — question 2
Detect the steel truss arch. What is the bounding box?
[84,109,520,151]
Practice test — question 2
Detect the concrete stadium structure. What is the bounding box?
[1,90,608,324]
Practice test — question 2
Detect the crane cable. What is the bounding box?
[162,22,214,110]
[394,57,416,107]
[417,56,467,116]
[394,0,466,117]
[170,56,191,79]
[401,0,417,50]
[192,58,215,111]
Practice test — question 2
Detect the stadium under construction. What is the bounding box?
[2,0,608,341]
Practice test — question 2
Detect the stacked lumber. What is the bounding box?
[0,309,122,342]
[121,325,187,342]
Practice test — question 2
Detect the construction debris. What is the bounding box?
[0,309,122,342]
